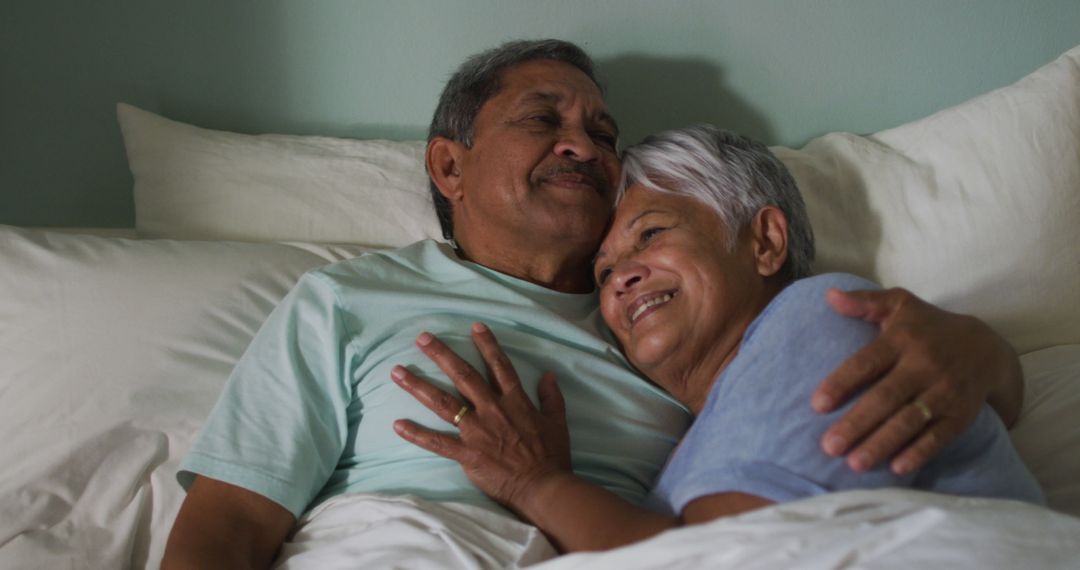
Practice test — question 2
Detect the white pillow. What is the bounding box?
[117,103,444,247]
[774,44,1080,354]
[0,225,369,568]
[1012,345,1080,517]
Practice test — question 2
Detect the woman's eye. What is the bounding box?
[640,227,666,243]
[595,267,612,286]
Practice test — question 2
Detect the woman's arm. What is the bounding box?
[508,472,772,550]
[392,323,762,551]
[813,287,1023,475]
[495,470,677,551]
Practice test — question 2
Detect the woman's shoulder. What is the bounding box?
[756,273,878,323]
[741,272,880,355]
[783,272,880,300]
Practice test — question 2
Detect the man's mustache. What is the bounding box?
[535,162,611,192]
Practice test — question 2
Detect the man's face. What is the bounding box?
[452,60,622,254]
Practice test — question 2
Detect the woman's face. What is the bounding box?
[594,184,778,403]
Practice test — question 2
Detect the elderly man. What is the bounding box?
[163,40,1022,568]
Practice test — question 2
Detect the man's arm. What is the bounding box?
[164,273,348,568]
[813,287,1023,475]
[162,476,295,570]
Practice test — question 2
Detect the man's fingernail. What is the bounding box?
[391,366,405,381]
[812,393,833,412]
[417,332,433,346]
[472,322,488,333]
[850,451,871,472]
[823,434,846,455]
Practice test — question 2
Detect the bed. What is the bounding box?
[2,44,1079,569]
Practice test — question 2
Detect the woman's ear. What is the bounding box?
[750,206,789,278]
[426,137,466,202]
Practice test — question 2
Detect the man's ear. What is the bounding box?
[426,137,466,201]
[750,206,789,278]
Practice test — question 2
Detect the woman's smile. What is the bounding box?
[628,289,679,325]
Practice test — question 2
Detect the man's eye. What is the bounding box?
[591,131,618,149]
[529,114,558,126]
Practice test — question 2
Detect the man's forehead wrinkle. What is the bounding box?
[513,91,561,109]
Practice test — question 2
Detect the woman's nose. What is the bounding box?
[611,261,649,296]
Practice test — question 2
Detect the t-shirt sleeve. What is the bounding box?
[656,273,912,515]
[177,271,356,518]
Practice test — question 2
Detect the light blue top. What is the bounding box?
[651,273,1044,515]
[179,240,690,518]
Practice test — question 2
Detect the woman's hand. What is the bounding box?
[391,322,572,513]
[812,287,1023,476]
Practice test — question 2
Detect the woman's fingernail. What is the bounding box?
[472,322,488,333]
[393,421,406,435]
[417,332,433,346]
[850,451,871,472]
[823,434,846,455]
[391,366,406,381]
[893,459,913,476]
[812,393,833,412]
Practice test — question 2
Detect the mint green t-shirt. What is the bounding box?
[179,240,690,518]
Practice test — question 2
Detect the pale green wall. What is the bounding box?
[3,0,1079,227]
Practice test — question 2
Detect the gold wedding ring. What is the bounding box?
[453,405,470,426]
[912,399,933,422]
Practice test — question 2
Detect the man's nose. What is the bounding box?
[553,126,600,162]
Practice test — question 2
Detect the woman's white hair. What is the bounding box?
[619,125,815,281]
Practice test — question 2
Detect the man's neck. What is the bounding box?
[453,235,596,294]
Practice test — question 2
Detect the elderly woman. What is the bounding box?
[392,126,1043,552]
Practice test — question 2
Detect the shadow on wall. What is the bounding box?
[598,54,775,147]
[599,54,881,277]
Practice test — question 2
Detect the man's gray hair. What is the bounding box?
[427,39,601,240]
[619,125,815,282]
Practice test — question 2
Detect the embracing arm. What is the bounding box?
[162,476,295,570]
[503,470,676,551]
[397,397,674,551]
[813,287,1023,475]
[391,324,772,551]
[502,470,770,551]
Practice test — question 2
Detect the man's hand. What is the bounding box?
[812,287,1023,476]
